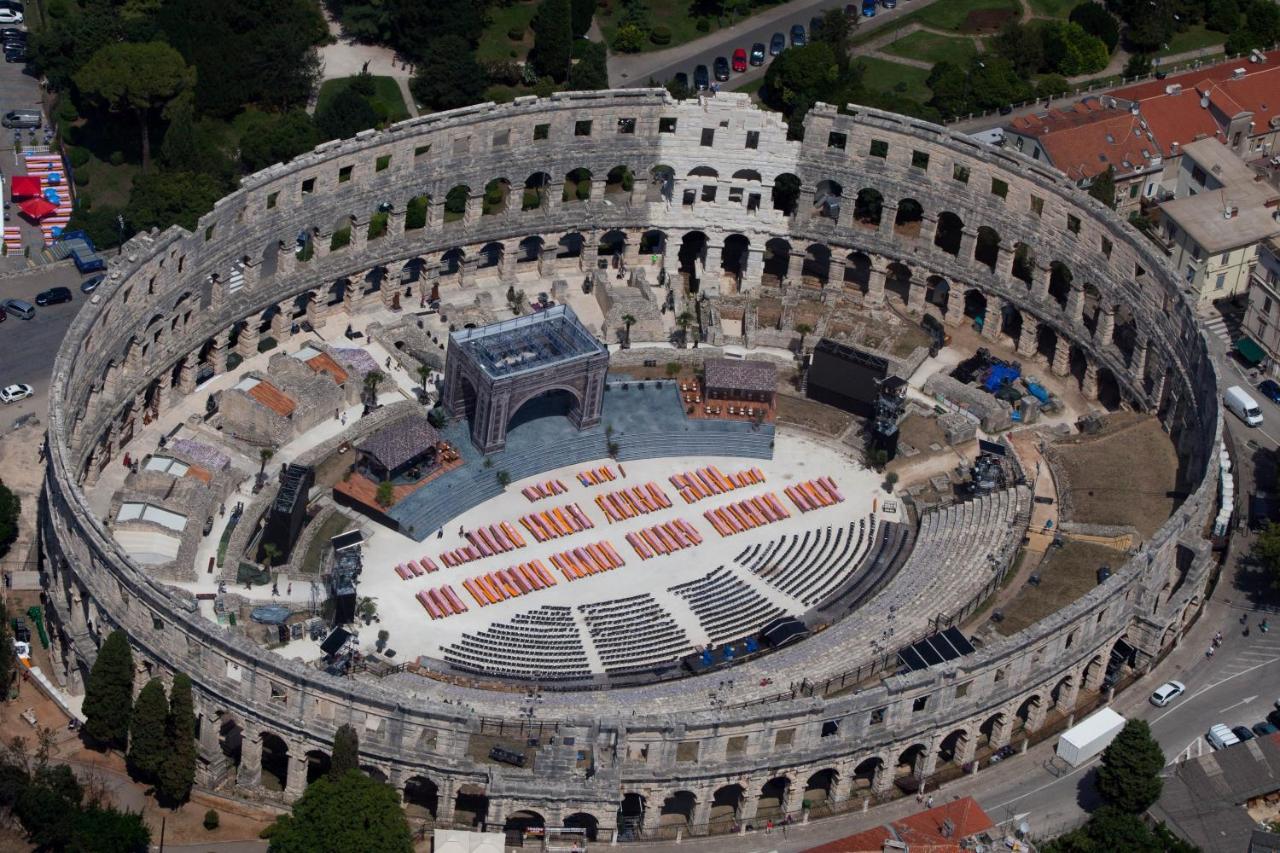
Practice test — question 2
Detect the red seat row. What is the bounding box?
[462,561,559,607]
[440,522,526,567]
[519,503,594,542]
[550,541,626,581]
[417,585,468,619]
[671,466,765,503]
[625,519,703,560]
[576,466,617,487]
[703,493,790,537]
[785,478,845,513]
[595,482,672,522]
[521,479,568,502]
[394,555,440,580]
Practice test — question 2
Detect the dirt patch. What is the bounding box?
[994,540,1125,635]
[776,392,854,437]
[960,8,1015,33]
[1053,414,1178,539]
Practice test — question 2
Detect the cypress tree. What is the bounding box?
[157,672,196,805]
[82,630,134,750]
[126,678,169,782]
[0,600,13,700]
[330,724,359,779]
[531,0,573,82]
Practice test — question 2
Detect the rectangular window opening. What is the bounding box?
[869,139,888,158]
[828,131,847,150]
[700,128,715,147]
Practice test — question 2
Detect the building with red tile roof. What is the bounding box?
[803,797,997,853]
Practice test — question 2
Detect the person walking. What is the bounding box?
[1206,645,1214,657]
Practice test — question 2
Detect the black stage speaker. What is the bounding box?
[806,338,890,417]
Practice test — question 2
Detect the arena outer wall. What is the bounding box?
[39,90,1221,835]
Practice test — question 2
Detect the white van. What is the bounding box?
[1225,385,1264,427]
[1207,723,1240,750]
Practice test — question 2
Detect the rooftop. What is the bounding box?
[451,304,606,381]
[1006,100,1165,180]
[357,413,441,472]
[804,797,995,853]
[704,358,778,394]
[294,345,350,385]
[1159,140,1280,252]
[235,376,297,418]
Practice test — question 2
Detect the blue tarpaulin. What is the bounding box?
[250,605,292,625]
[983,363,1020,393]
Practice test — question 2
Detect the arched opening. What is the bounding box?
[482,178,510,216]
[518,236,543,263]
[732,168,762,182]
[1012,243,1035,286]
[1049,262,1074,311]
[1113,304,1138,361]
[639,229,666,256]
[508,388,580,433]
[261,239,279,277]
[934,211,963,255]
[649,165,675,203]
[925,275,950,310]
[814,179,842,221]
[1015,695,1042,731]
[854,188,883,228]
[1081,282,1102,336]
[757,777,790,819]
[617,793,646,840]
[1069,344,1089,386]
[937,728,968,764]
[885,262,912,306]
[1002,304,1023,347]
[802,243,831,286]
[405,193,430,230]
[722,233,749,276]
[1050,676,1074,709]
[772,173,800,215]
[964,289,987,322]
[804,768,838,810]
[763,238,791,283]
[443,185,470,223]
[305,749,331,785]
[895,198,924,237]
[403,776,439,819]
[678,231,708,291]
[1082,653,1106,690]
[362,765,387,783]
[605,165,635,196]
[523,172,551,210]
[563,168,593,203]
[441,247,465,276]
[975,226,1000,271]
[845,251,871,294]
[260,733,289,792]
[478,242,503,270]
[1098,367,1122,410]
[454,786,489,828]
[557,232,584,259]
[217,715,242,770]
[853,757,882,791]
[710,784,744,827]
[660,791,696,828]
[1037,323,1058,361]
[598,228,627,260]
[896,743,927,779]
[456,375,479,422]
[979,712,1005,747]
[564,812,600,841]
[504,809,545,847]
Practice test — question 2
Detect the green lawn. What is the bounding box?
[853,56,933,103]
[1026,0,1079,18]
[1159,24,1226,57]
[316,75,409,124]
[478,1,540,63]
[598,0,785,54]
[916,0,1020,32]
[883,30,978,66]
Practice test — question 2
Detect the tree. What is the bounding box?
[160,95,202,173]
[416,364,432,395]
[927,61,972,118]
[410,36,487,111]
[675,311,693,348]
[375,481,395,508]
[762,42,841,126]
[238,110,320,173]
[1205,0,1240,32]
[967,56,1034,111]
[1095,719,1165,813]
[531,0,573,81]
[1253,521,1280,592]
[363,370,385,404]
[568,40,609,91]
[83,630,134,750]
[1069,2,1120,51]
[74,42,195,171]
[570,0,596,36]
[126,170,225,232]
[157,672,197,805]
[259,448,275,477]
[991,22,1045,78]
[1088,166,1117,209]
[0,601,12,700]
[815,7,853,70]
[1041,21,1110,75]
[126,678,169,781]
[621,313,637,348]
[265,770,412,853]
[331,724,360,779]
[16,764,83,849]
[0,483,18,559]
[1036,74,1071,98]
[262,542,282,567]
[1123,52,1153,77]
[316,87,379,141]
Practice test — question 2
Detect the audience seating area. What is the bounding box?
[417,584,468,620]
[577,466,617,487]
[595,482,673,522]
[519,503,595,542]
[462,561,559,608]
[440,522,526,567]
[625,519,703,560]
[670,566,786,645]
[394,555,440,580]
[521,479,568,502]
[785,478,845,513]
[703,493,790,537]
[440,606,592,681]
[740,516,876,607]
[670,466,765,503]
[580,594,693,674]
[550,541,627,581]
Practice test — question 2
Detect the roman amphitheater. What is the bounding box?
[39,90,1222,841]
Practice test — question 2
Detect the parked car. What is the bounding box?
[1252,721,1279,737]
[1207,723,1240,750]
[80,273,106,294]
[790,24,806,46]
[861,0,877,16]
[1260,379,1280,403]
[35,286,72,306]
[770,32,786,55]
[0,9,22,24]
[1232,725,1256,742]
[882,0,898,8]
[750,42,766,65]
[845,2,859,16]
[1150,680,1185,707]
[1268,708,1280,729]
[693,64,709,90]
[732,48,747,73]
[2,297,33,318]
[0,383,32,404]
[4,46,26,63]
[713,56,730,82]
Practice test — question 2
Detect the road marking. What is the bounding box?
[1218,695,1258,713]
[1151,655,1280,725]
[985,758,1100,811]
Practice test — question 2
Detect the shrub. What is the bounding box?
[329,227,351,251]
[695,17,711,32]
[258,336,278,353]
[349,73,376,97]
[484,60,524,86]
[612,24,647,52]
[508,26,525,40]
[650,25,671,45]
[108,150,125,166]
[74,171,90,187]
[375,481,395,507]
[67,146,90,168]
[47,0,69,17]
[203,809,219,831]
[57,99,79,125]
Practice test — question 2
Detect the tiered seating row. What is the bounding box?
[393,555,440,580]
[595,482,672,522]
[626,520,703,560]
[580,594,693,674]
[519,503,594,542]
[521,479,568,502]
[704,494,790,537]
[462,561,559,607]
[440,606,591,681]
[577,466,617,487]
[440,522,526,567]
[786,478,845,513]
[670,566,786,645]
[745,517,878,607]
[416,585,468,620]
[670,466,765,503]
[550,541,627,581]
